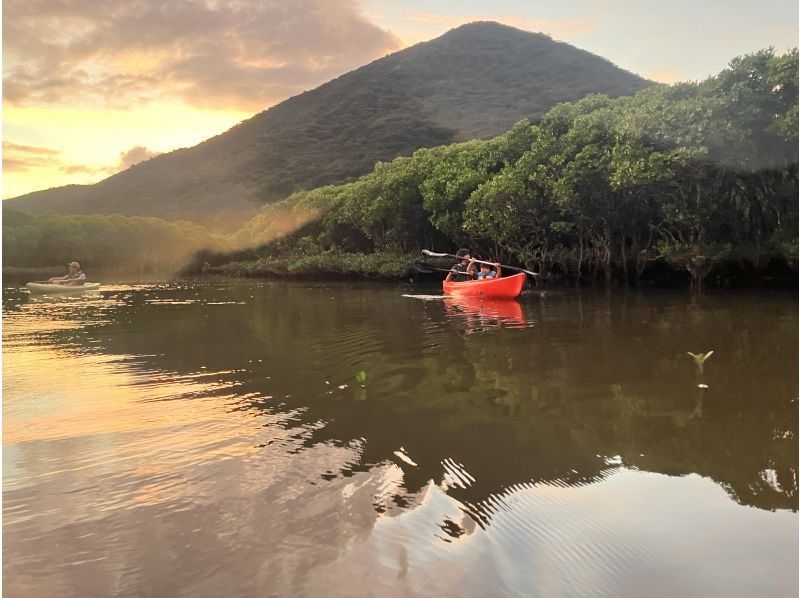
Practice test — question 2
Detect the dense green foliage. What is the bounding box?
[211,48,797,289]
[2,209,230,275]
[7,22,649,229]
[213,251,414,279]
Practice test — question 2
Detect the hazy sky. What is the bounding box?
[2,0,797,199]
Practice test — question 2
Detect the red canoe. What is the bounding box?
[443,272,526,299]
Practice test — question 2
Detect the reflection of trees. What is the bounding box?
[32,284,798,513]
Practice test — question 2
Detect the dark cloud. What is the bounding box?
[118,146,159,170]
[3,0,401,110]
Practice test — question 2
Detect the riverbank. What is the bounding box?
[178,250,798,290]
[180,251,417,281]
[6,250,796,289]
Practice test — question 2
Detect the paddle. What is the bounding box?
[420,250,539,277]
[412,264,470,275]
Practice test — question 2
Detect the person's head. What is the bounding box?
[480,263,491,273]
[69,261,80,271]
[456,248,471,262]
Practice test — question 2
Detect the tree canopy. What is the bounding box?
[213,47,797,289]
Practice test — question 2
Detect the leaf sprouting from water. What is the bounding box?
[687,350,714,365]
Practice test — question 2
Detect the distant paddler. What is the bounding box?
[48,261,87,286]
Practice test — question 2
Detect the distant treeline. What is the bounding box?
[197,48,798,289]
[2,209,230,275]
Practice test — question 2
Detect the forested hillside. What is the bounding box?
[6,22,650,229]
[203,48,798,289]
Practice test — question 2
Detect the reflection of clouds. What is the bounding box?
[310,469,797,597]
[4,0,400,110]
[4,285,799,597]
[4,326,372,593]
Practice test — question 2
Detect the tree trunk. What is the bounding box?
[620,228,629,286]
[687,255,713,294]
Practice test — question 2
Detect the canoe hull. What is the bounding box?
[442,272,525,299]
[26,282,101,294]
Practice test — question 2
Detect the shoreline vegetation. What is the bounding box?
[4,48,798,291]
[184,48,798,291]
[195,251,415,280]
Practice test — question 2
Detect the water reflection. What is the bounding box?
[443,295,526,332]
[3,282,797,596]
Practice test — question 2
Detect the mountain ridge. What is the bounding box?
[6,21,652,230]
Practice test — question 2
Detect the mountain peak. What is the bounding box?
[448,20,519,32]
[439,20,552,41]
[7,23,650,229]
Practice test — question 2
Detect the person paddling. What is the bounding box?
[48,261,86,286]
[445,248,477,282]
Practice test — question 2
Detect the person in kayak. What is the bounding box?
[445,249,477,282]
[477,262,502,279]
[48,261,86,285]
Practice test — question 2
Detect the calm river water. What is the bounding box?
[2,281,798,597]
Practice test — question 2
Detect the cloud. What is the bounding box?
[118,146,159,170]
[3,0,401,111]
[2,141,63,171]
[2,141,61,156]
[1,140,115,175]
[2,156,59,172]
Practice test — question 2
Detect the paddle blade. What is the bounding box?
[421,249,448,258]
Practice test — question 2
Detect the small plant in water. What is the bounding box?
[355,370,367,384]
[687,350,714,373]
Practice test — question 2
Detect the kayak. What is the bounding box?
[26,282,101,294]
[443,272,525,299]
